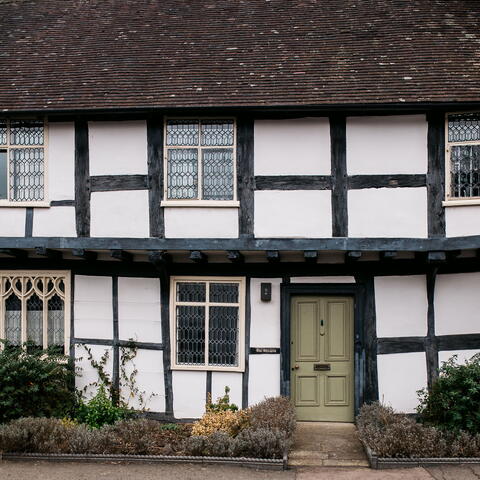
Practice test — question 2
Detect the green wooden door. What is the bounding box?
[291,296,354,422]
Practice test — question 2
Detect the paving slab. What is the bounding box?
[426,464,480,480]
[296,466,434,480]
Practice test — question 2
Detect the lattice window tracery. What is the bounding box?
[165,119,235,201]
[0,273,69,353]
[171,278,244,371]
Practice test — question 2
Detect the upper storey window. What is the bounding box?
[0,119,46,205]
[164,119,237,205]
[446,113,480,201]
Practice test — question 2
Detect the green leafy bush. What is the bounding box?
[206,386,238,412]
[75,385,132,429]
[0,343,76,423]
[417,354,480,434]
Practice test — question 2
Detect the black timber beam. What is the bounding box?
[227,250,244,263]
[427,251,447,264]
[266,250,280,263]
[0,248,27,259]
[72,249,97,261]
[149,251,172,266]
[346,251,362,262]
[190,251,207,263]
[110,250,133,262]
[304,251,318,263]
[34,247,62,260]
[380,251,397,261]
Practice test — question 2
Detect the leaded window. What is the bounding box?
[165,119,236,202]
[171,277,245,371]
[0,272,70,353]
[447,113,480,199]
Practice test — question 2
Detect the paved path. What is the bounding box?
[2,461,480,480]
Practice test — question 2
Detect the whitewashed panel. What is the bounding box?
[89,121,148,175]
[375,275,428,337]
[211,372,243,408]
[248,354,280,406]
[164,207,238,238]
[120,349,165,412]
[74,275,113,339]
[91,190,149,237]
[446,206,480,237]
[33,206,76,237]
[348,188,428,238]
[250,278,281,348]
[48,122,75,200]
[435,273,480,335]
[118,277,161,343]
[0,208,26,236]
[172,370,206,418]
[377,352,427,413]
[346,115,428,174]
[75,344,113,399]
[254,118,331,175]
[255,190,332,238]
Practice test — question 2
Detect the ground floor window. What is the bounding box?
[0,271,70,353]
[170,276,245,372]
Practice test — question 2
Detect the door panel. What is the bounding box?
[291,296,354,422]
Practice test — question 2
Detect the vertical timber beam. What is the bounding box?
[426,267,439,390]
[25,208,33,237]
[242,277,251,409]
[75,120,90,237]
[112,276,120,405]
[427,112,446,238]
[147,117,164,237]
[330,115,348,237]
[237,117,254,237]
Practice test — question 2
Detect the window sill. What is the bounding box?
[0,201,50,208]
[161,200,240,208]
[443,199,480,207]
[171,365,245,373]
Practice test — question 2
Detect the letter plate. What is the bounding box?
[314,363,331,371]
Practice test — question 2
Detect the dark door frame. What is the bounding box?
[280,282,373,416]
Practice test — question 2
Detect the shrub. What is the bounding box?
[75,385,133,429]
[185,432,233,457]
[231,427,289,458]
[417,354,480,434]
[191,409,250,437]
[206,386,238,412]
[0,343,76,423]
[249,396,296,438]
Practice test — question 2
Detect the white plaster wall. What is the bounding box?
[74,275,113,339]
[118,277,162,343]
[91,190,150,237]
[255,190,332,238]
[248,354,281,405]
[435,273,480,335]
[211,372,243,408]
[48,122,75,200]
[172,370,206,418]
[439,350,480,366]
[89,121,148,175]
[164,208,238,238]
[377,352,427,413]
[0,208,26,236]
[250,278,281,348]
[75,344,113,399]
[33,206,76,237]
[120,349,165,412]
[254,118,331,175]
[446,206,480,237]
[290,276,356,283]
[375,275,428,338]
[346,115,428,174]
[348,188,428,238]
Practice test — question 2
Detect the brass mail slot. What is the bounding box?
[314,363,331,371]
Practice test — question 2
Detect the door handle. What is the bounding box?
[291,364,300,371]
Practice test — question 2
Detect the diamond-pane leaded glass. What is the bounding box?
[5,293,21,346]
[176,305,205,365]
[27,293,43,347]
[450,145,480,197]
[166,120,199,146]
[201,120,234,146]
[0,151,7,200]
[10,120,44,146]
[177,282,206,303]
[0,120,6,145]
[167,149,198,199]
[210,283,239,303]
[209,306,238,366]
[48,294,64,347]
[448,114,480,143]
[202,149,234,200]
[9,148,44,201]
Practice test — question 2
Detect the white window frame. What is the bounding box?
[0,271,71,354]
[170,276,245,372]
[161,117,239,208]
[444,111,480,207]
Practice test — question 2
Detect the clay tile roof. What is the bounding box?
[0,0,479,112]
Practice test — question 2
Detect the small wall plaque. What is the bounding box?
[260,282,271,302]
[250,347,281,354]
